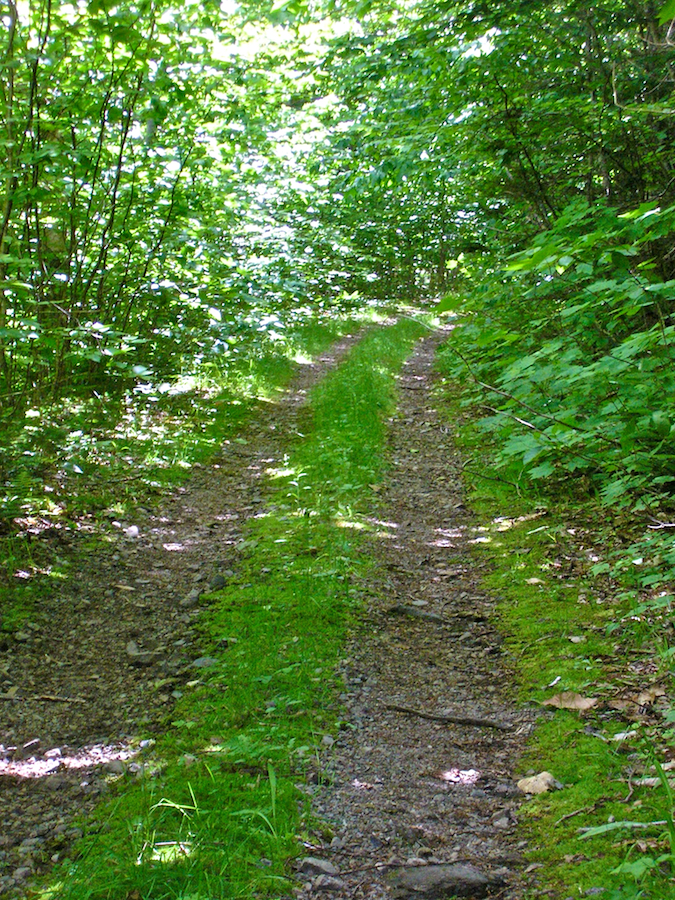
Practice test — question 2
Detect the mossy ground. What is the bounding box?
[434,357,675,900]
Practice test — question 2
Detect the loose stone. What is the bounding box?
[191,656,219,668]
[299,857,340,877]
[389,863,497,898]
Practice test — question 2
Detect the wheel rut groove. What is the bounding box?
[296,329,534,899]
[0,334,360,897]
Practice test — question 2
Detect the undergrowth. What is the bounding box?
[0,311,366,637]
[433,195,675,897]
[34,316,428,899]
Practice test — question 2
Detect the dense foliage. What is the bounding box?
[0,0,349,411]
[2,0,674,535]
[299,0,675,517]
[2,2,675,895]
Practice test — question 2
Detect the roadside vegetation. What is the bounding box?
[436,326,675,899]
[0,311,364,634]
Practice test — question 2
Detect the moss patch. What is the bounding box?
[434,365,675,900]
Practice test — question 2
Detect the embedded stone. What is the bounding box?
[390,863,498,898]
[299,857,340,877]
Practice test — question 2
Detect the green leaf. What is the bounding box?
[610,857,659,879]
[436,294,462,313]
[529,461,555,479]
[658,0,675,24]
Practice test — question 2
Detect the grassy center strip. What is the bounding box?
[40,317,428,900]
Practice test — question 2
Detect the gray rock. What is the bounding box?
[12,867,33,881]
[43,776,69,792]
[191,656,219,668]
[130,652,155,667]
[18,838,43,857]
[314,875,345,891]
[126,641,155,666]
[209,573,227,590]
[492,782,520,798]
[299,858,340,877]
[104,759,126,775]
[389,863,499,898]
[180,589,202,608]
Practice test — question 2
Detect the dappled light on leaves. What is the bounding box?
[335,517,366,531]
[430,527,464,548]
[365,518,399,530]
[137,840,194,866]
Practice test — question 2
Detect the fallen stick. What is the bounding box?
[388,605,449,625]
[555,801,605,825]
[386,702,512,731]
[0,693,86,704]
[442,610,489,623]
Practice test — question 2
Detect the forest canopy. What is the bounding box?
[1,0,674,517]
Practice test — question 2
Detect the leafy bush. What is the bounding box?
[439,199,675,512]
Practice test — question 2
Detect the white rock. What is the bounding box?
[517,771,561,794]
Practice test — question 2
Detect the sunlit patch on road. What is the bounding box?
[439,768,481,785]
[0,743,136,779]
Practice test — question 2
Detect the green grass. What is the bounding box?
[433,358,675,900]
[35,316,429,900]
